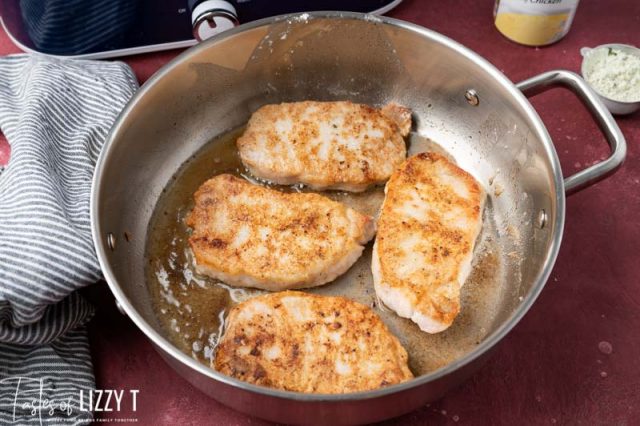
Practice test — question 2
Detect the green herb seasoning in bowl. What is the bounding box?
[581,43,640,115]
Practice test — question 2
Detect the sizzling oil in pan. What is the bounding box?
[145,127,505,376]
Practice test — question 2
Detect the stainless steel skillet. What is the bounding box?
[91,12,625,425]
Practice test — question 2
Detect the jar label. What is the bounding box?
[495,0,580,46]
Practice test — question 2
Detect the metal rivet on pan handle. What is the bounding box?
[115,299,127,316]
[537,210,547,229]
[465,89,480,106]
[107,233,116,251]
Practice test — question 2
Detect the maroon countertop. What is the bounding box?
[1,0,639,424]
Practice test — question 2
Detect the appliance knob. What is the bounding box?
[191,0,239,42]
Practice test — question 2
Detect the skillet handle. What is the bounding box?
[516,70,627,195]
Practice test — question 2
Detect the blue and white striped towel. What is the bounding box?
[0,55,138,424]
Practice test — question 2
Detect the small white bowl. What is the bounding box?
[581,43,640,116]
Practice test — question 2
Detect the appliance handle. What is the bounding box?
[516,70,627,195]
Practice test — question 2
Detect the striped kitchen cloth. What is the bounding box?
[0,55,138,424]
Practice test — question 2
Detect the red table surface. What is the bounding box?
[1,0,639,424]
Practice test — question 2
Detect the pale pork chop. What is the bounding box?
[186,175,375,291]
[372,152,485,333]
[236,101,411,192]
[214,291,414,393]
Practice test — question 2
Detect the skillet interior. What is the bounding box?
[92,12,561,412]
[145,124,508,377]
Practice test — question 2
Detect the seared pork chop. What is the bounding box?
[372,152,485,333]
[214,291,413,393]
[186,175,375,291]
[237,101,411,192]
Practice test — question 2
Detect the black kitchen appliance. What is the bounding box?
[0,0,403,58]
